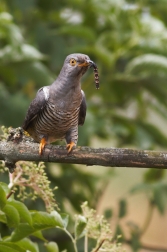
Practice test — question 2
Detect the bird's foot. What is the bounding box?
[66,142,76,153]
[39,138,47,155]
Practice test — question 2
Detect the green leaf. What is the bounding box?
[7,200,32,225]
[10,223,36,242]
[17,61,54,87]
[0,12,13,22]
[154,187,164,214]
[0,242,25,252]
[50,211,66,228]
[20,44,46,61]
[0,182,9,195]
[45,242,59,252]
[131,182,167,214]
[104,209,113,220]
[3,204,20,227]
[59,213,69,229]
[57,25,95,41]
[32,231,47,241]
[0,184,7,209]
[0,210,7,224]
[75,215,87,239]
[144,169,165,183]
[32,211,64,229]
[130,183,152,194]
[118,199,127,218]
[16,238,39,252]
[10,211,65,242]
[125,54,167,75]
[0,44,45,63]
[131,232,141,251]
[114,224,125,242]
[153,183,167,214]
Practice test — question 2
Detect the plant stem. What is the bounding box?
[93,239,105,252]
[84,234,88,252]
[6,190,14,199]
[140,200,154,236]
[8,169,22,189]
[63,228,78,252]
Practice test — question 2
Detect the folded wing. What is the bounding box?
[78,90,87,126]
[22,86,49,131]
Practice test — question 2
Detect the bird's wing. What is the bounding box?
[22,86,49,130]
[78,90,87,125]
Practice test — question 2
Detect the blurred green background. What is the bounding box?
[1,0,167,251]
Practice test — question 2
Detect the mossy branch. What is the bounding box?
[1,138,167,172]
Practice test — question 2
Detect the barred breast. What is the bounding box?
[33,101,80,144]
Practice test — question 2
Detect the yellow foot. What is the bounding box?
[66,142,76,153]
[23,130,30,137]
[39,138,47,155]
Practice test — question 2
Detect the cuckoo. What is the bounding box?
[22,53,99,155]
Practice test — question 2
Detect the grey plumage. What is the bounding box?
[22,53,95,154]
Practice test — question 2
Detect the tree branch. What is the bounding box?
[1,139,167,171]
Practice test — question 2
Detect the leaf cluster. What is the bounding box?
[0,181,124,252]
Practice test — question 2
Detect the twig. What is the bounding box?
[93,239,105,252]
[6,190,14,199]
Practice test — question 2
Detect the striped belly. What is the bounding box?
[34,102,80,143]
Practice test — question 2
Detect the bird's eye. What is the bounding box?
[70,58,77,66]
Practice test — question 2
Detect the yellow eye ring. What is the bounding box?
[70,58,77,66]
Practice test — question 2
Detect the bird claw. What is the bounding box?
[39,138,47,155]
[66,142,76,153]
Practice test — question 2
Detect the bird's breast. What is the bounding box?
[33,101,80,143]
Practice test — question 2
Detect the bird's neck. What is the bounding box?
[49,73,82,107]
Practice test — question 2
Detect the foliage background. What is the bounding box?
[0,0,167,251]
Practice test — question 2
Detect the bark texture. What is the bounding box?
[0,139,167,171]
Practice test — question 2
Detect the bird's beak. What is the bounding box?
[78,60,96,68]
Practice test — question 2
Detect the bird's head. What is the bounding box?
[62,53,96,77]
